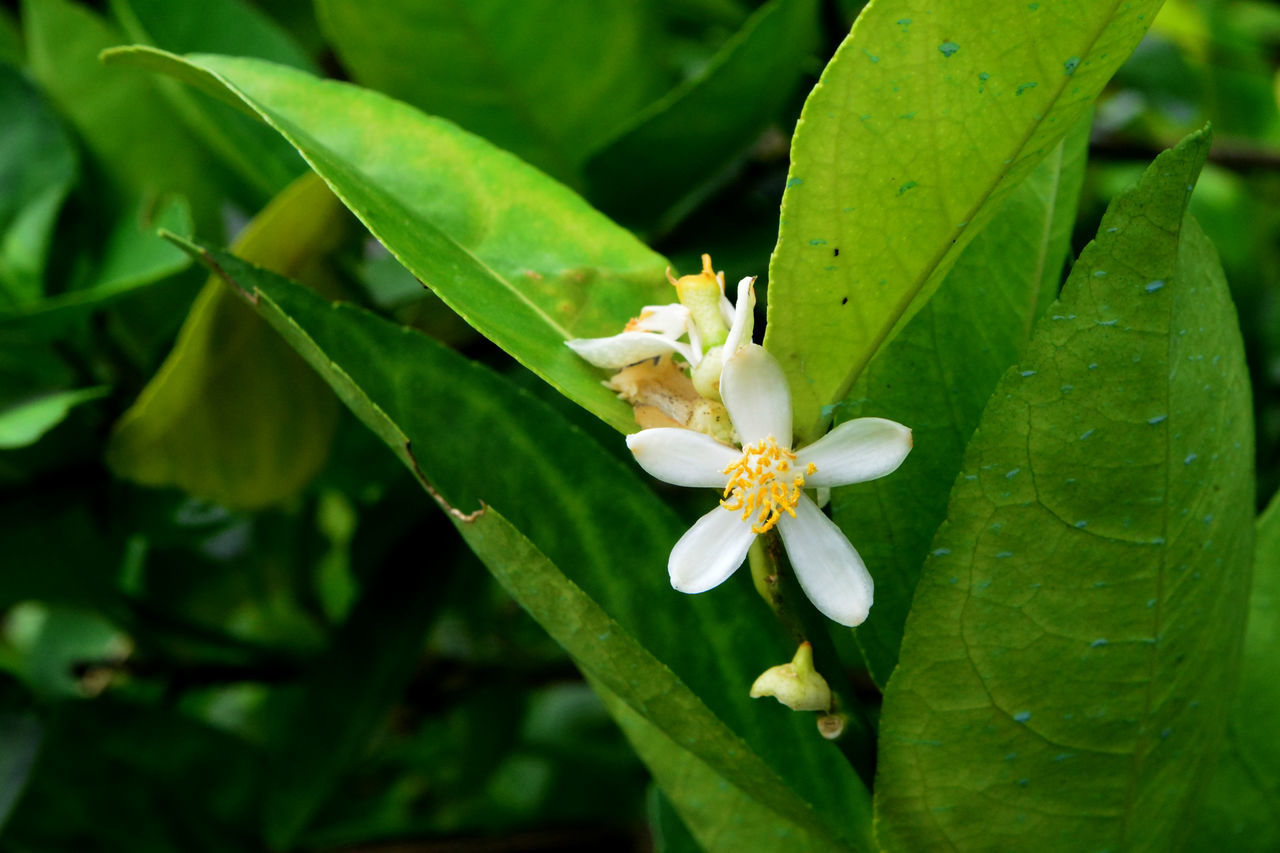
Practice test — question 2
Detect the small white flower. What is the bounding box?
[625,341,912,626]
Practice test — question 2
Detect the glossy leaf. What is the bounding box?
[765,0,1163,440]
[106,173,344,509]
[1190,491,1280,851]
[831,118,1089,686]
[583,0,819,232]
[109,0,309,197]
[175,240,873,849]
[315,0,664,181]
[874,131,1255,851]
[102,47,672,433]
[0,63,77,306]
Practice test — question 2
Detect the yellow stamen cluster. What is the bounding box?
[721,438,815,534]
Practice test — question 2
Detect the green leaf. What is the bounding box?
[108,0,310,197]
[1190,491,1280,851]
[315,0,665,182]
[0,195,193,343]
[263,539,447,848]
[102,47,672,434]
[22,0,228,229]
[764,0,1163,440]
[874,130,1256,851]
[0,712,40,833]
[599,681,841,853]
[175,240,873,849]
[0,386,108,449]
[831,117,1089,686]
[0,62,77,305]
[583,0,819,233]
[106,173,344,510]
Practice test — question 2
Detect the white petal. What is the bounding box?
[626,428,739,488]
[722,277,757,356]
[720,343,792,447]
[794,418,912,487]
[777,494,873,626]
[566,333,692,368]
[668,505,757,593]
[631,303,690,337]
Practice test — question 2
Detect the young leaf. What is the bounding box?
[106,173,344,510]
[102,47,672,433]
[315,0,665,182]
[831,118,1089,686]
[173,240,873,850]
[764,0,1163,440]
[1189,491,1280,851]
[874,130,1256,851]
[583,0,819,233]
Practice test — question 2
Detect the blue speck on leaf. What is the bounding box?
[1020,369,1036,377]
[1148,415,1167,424]
[898,181,918,195]
[1013,711,1032,723]
[1185,453,1198,465]
[1017,82,1038,95]
[786,177,804,188]
[1090,639,1108,648]
[938,41,960,58]
[809,239,827,246]
[1064,56,1080,75]
[1145,280,1165,292]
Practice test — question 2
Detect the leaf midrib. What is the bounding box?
[826,1,1136,426]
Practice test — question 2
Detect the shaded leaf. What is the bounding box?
[109,0,310,196]
[23,0,227,229]
[831,118,1089,686]
[875,131,1255,851]
[0,62,77,305]
[584,0,819,232]
[315,0,665,181]
[103,47,672,433]
[106,173,344,509]
[764,0,1163,439]
[0,712,40,833]
[1190,491,1280,851]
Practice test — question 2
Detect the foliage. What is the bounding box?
[2,1,1278,851]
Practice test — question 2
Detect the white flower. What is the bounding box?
[566,302,702,368]
[625,341,912,626]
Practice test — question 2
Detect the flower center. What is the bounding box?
[720,437,818,534]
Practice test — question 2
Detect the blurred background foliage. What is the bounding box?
[0,0,1277,850]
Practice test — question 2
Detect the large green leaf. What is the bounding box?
[102,48,672,433]
[108,0,311,197]
[831,118,1089,686]
[174,239,873,849]
[874,131,1255,851]
[106,173,344,510]
[0,63,77,306]
[23,0,227,229]
[1190,491,1280,851]
[583,0,819,233]
[764,0,1164,440]
[314,0,664,182]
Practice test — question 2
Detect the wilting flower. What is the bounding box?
[626,340,911,626]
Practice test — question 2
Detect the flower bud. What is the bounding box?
[749,642,831,712]
[669,254,729,348]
